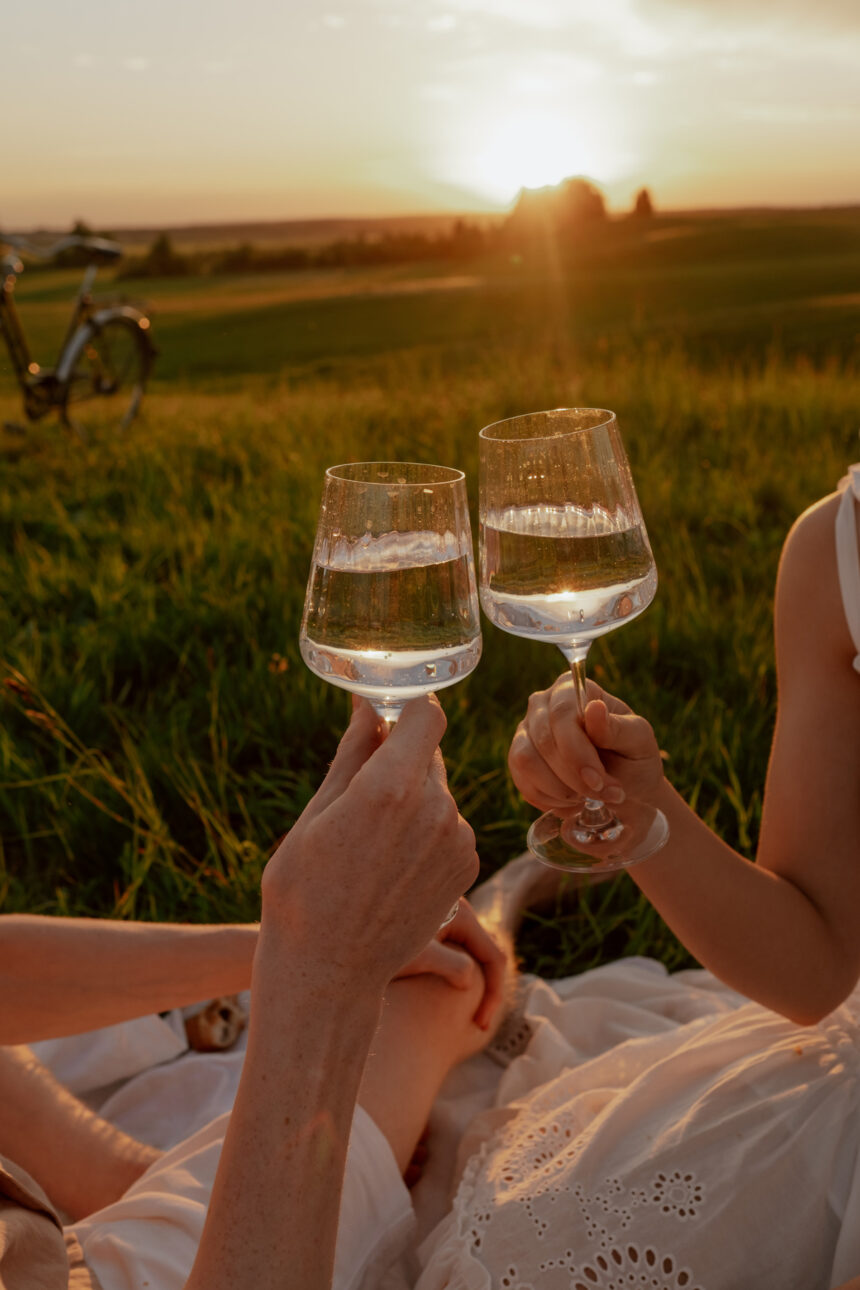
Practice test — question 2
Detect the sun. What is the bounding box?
[466,110,606,205]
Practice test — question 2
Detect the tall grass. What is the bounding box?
[2,234,859,974]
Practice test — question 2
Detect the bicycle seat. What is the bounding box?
[2,234,123,264]
[75,236,123,264]
[58,236,122,263]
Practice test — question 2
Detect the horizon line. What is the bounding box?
[12,199,860,237]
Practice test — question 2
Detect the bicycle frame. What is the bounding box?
[0,255,35,383]
[0,253,107,421]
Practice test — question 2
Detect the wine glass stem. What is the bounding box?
[558,642,618,827]
[559,643,590,719]
[371,701,404,733]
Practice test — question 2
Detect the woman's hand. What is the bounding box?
[260,696,480,995]
[508,672,665,813]
[393,898,507,1029]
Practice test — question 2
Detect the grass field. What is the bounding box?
[2,209,859,975]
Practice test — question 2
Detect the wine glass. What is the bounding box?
[301,461,482,722]
[478,408,668,873]
[300,462,482,923]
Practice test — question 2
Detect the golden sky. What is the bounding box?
[5,0,859,228]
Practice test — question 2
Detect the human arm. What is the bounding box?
[509,494,860,1024]
[0,916,258,1044]
[184,695,479,1290]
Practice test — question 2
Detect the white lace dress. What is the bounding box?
[409,473,860,1290]
[414,973,860,1290]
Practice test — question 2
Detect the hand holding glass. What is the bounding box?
[479,408,668,873]
[300,461,482,923]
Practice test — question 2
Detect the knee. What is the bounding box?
[386,950,508,1048]
[387,956,486,1031]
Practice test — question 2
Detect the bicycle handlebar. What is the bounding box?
[1,234,123,263]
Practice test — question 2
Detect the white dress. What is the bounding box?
[411,472,860,1290]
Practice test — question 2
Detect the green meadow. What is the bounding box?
[2,209,859,975]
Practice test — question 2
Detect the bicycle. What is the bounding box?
[0,233,156,437]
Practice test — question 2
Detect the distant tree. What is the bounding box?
[117,231,190,279]
[144,233,188,276]
[505,176,608,248]
[560,178,607,224]
[449,218,486,258]
[215,242,256,273]
[632,187,654,219]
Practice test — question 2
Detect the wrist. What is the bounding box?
[253,922,387,1021]
[246,935,384,1094]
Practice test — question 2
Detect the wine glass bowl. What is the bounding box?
[479,408,657,649]
[478,408,668,874]
[301,461,481,726]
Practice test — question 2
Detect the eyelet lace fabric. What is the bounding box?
[414,971,860,1290]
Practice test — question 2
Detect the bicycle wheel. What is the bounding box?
[60,311,153,435]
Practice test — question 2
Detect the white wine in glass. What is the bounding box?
[479,408,668,873]
[300,462,482,725]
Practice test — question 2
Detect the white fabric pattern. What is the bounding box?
[413,963,860,1290]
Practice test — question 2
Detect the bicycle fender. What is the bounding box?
[56,306,153,383]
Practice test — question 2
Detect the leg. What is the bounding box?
[357,947,512,1174]
[0,1045,161,1220]
[469,850,614,940]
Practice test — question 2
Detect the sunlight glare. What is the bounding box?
[457,111,607,205]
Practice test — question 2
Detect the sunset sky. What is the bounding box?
[5,0,859,229]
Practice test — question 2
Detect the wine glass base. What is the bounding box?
[527,802,669,875]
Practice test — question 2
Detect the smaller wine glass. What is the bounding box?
[300,462,482,924]
[479,408,668,874]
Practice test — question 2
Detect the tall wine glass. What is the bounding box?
[301,461,482,723]
[479,408,668,873]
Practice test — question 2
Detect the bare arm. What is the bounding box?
[0,917,258,1043]
[631,495,860,1021]
[185,696,480,1290]
[185,938,383,1290]
[509,494,860,1023]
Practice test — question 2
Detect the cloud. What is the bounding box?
[427,14,458,31]
[418,82,461,101]
[637,0,860,31]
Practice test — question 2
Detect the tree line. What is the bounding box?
[37,181,656,280]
